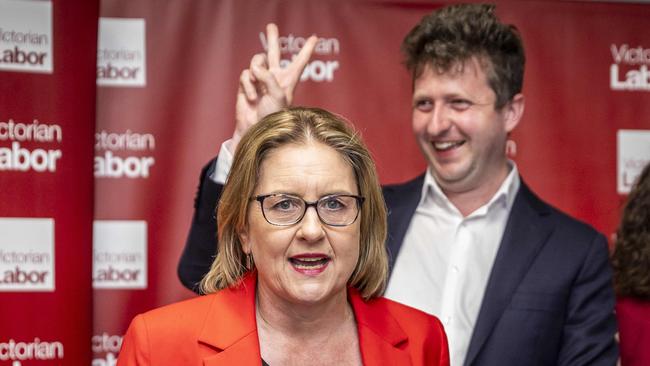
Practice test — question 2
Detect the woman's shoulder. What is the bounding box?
[373,296,444,329]
[143,293,215,320]
[132,294,218,335]
[118,294,222,363]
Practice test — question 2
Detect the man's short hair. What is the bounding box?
[402,3,525,108]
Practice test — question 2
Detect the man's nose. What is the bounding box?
[426,105,452,136]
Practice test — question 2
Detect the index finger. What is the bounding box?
[266,23,281,69]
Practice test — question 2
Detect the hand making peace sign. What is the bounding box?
[232,23,318,149]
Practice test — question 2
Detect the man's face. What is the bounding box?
[411,58,522,197]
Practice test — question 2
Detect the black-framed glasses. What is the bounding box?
[252,193,364,227]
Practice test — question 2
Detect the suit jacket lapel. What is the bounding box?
[384,174,425,272]
[198,274,262,366]
[349,288,412,365]
[464,181,554,366]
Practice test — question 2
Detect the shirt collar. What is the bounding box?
[419,161,521,217]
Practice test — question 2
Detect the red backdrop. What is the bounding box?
[0,0,98,364]
[1,0,649,363]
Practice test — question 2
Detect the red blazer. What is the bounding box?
[118,273,449,365]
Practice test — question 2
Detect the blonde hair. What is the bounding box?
[200,107,388,299]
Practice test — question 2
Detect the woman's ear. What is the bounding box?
[239,227,251,254]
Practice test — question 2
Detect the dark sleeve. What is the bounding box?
[177,157,223,293]
[558,233,619,365]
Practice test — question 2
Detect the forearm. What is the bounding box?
[177,158,223,293]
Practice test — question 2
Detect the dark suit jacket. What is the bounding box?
[120,272,449,365]
[178,161,618,365]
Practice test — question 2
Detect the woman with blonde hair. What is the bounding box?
[118,107,449,365]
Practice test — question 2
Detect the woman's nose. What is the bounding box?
[297,206,325,242]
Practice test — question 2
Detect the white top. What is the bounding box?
[211,140,234,184]
[212,141,520,366]
[384,164,520,366]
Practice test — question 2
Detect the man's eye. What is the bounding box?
[449,99,472,111]
[414,99,433,111]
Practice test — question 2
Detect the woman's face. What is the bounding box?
[240,141,361,306]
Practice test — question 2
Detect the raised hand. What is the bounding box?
[233,23,318,149]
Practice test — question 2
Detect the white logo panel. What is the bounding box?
[0,0,53,73]
[0,218,55,292]
[97,18,146,87]
[94,129,156,179]
[617,129,650,194]
[610,44,650,92]
[93,220,147,289]
[0,119,64,173]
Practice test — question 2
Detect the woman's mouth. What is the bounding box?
[289,254,330,276]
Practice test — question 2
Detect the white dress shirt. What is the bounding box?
[211,140,234,184]
[384,165,520,366]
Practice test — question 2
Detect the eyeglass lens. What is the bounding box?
[260,194,360,226]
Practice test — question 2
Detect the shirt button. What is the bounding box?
[452,265,459,273]
[445,316,452,325]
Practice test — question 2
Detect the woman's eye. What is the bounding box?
[322,198,345,210]
[273,199,298,211]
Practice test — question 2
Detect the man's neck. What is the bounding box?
[438,164,512,217]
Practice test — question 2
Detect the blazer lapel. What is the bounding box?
[198,274,262,366]
[201,333,261,366]
[197,276,413,365]
[349,289,412,365]
[384,174,425,272]
[464,181,554,366]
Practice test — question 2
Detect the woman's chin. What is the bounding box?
[285,281,344,305]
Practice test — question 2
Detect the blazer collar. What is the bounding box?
[198,273,261,366]
[197,273,412,365]
[349,288,412,364]
[464,180,553,365]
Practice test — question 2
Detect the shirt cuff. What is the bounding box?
[210,139,234,184]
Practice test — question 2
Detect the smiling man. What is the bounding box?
[380,4,617,365]
[178,4,618,366]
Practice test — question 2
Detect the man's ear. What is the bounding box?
[504,93,525,133]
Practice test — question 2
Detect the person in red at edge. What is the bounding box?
[612,163,650,366]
